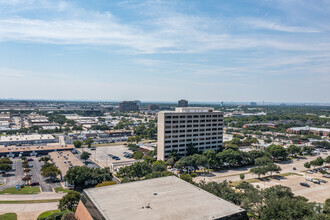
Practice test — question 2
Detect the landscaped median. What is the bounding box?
[0,199,60,204]
[0,213,17,220]
[54,187,72,193]
[37,210,61,219]
[0,186,40,194]
[230,172,303,187]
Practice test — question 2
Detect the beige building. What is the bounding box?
[157,107,223,161]
[75,176,247,220]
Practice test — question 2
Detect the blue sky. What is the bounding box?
[0,0,329,103]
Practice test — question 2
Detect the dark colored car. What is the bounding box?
[27,158,33,161]
[300,182,310,187]
[29,182,39,186]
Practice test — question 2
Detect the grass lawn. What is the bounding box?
[231,178,260,186]
[0,199,60,204]
[0,186,40,194]
[0,213,17,220]
[38,210,60,219]
[54,187,71,193]
[278,172,303,177]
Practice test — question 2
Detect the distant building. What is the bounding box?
[133,100,142,107]
[178,99,188,107]
[157,107,223,161]
[75,176,247,220]
[119,101,139,112]
[148,104,160,111]
[286,126,330,136]
[250,102,257,106]
[242,123,277,128]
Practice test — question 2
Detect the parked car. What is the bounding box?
[307,171,314,174]
[27,158,33,161]
[306,178,313,182]
[29,182,39,186]
[319,179,326,183]
[300,182,310,187]
[29,164,33,168]
[90,148,96,151]
[312,179,320,184]
[293,167,297,170]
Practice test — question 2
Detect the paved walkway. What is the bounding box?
[0,192,64,201]
[0,203,58,219]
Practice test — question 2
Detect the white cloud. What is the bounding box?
[243,18,321,33]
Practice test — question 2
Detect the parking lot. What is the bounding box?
[0,157,61,192]
[80,145,138,170]
[252,173,330,203]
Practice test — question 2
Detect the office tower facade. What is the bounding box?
[157,107,223,161]
[119,101,139,112]
[178,99,188,107]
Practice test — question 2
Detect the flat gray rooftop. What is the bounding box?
[84,176,245,220]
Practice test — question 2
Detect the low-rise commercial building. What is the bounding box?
[75,176,247,220]
[286,126,330,136]
[242,123,277,128]
[0,134,56,146]
[0,144,74,157]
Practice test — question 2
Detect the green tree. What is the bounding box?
[73,140,82,148]
[80,151,91,162]
[135,135,142,143]
[0,158,13,165]
[240,173,245,181]
[286,145,301,157]
[39,156,50,163]
[41,164,61,180]
[266,162,282,176]
[197,181,242,205]
[186,143,198,156]
[310,157,324,168]
[24,168,31,173]
[265,144,288,161]
[325,156,330,165]
[0,163,12,173]
[84,138,94,148]
[58,191,81,212]
[166,157,175,167]
[250,166,267,179]
[64,166,112,189]
[324,198,330,215]
[180,173,193,183]
[152,160,167,172]
[304,162,311,169]
[143,155,156,165]
[203,150,218,168]
[133,151,143,159]
[117,161,152,180]
[127,136,136,143]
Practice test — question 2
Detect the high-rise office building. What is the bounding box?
[178,99,188,107]
[119,101,139,112]
[157,107,223,161]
